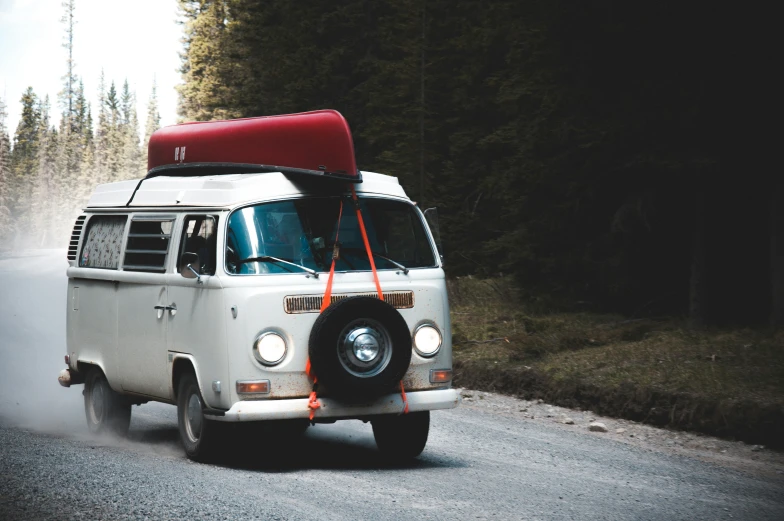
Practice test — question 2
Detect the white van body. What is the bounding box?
[64,170,458,457]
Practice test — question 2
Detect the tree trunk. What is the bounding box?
[419,0,426,205]
[689,186,706,326]
[771,178,784,328]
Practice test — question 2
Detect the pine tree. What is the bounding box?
[31,97,58,246]
[0,98,14,245]
[104,80,123,181]
[10,87,42,243]
[76,104,95,209]
[177,0,238,121]
[60,0,78,131]
[93,71,110,185]
[71,79,93,206]
[143,79,161,157]
[52,0,90,246]
[119,80,142,179]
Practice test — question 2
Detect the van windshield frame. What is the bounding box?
[224,196,437,276]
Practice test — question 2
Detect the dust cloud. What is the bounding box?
[0,249,84,433]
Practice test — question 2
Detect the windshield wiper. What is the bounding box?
[340,247,409,274]
[237,256,319,278]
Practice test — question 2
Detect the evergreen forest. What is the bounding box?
[175,0,781,327]
[1,1,780,327]
[0,1,161,252]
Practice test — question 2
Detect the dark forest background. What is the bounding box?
[176,0,781,327]
[1,1,779,328]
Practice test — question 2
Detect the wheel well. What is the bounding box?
[75,362,101,383]
[172,358,196,400]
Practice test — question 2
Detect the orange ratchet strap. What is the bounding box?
[306,356,321,420]
[307,199,345,420]
[350,185,384,301]
[400,380,409,414]
[319,199,344,313]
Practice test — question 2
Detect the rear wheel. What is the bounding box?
[177,373,220,461]
[83,367,131,436]
[371,411,430,459]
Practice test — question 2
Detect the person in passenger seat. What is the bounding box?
[279,214,304,262]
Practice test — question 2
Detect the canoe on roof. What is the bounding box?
[146,110,360,182]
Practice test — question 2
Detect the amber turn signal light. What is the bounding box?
[429,369,452,384]
[236,380,270,394]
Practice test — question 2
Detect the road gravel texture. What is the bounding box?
[1,250,783,520]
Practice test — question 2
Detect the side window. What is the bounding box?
[79,215,127,269]
[179,215,218,275]
[123,218,174,272]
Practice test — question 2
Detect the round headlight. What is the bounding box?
[253,332,287,366]
[413,324,442,357]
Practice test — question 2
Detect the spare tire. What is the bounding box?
[309,296,412,401]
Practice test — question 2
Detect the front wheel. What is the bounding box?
[371,411,430,459]
[83,367,131,436]
[177,373,221,461]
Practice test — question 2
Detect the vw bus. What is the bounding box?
[59,110,459,461]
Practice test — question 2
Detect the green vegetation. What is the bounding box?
[450,277,784,445]
[451,277,784,404]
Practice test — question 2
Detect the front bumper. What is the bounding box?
[211,388,460,422]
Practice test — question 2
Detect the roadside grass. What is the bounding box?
[448,276,784,444]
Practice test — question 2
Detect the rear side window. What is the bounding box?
[79,215,127,269]
[123,218,174,272]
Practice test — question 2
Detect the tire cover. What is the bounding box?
[308,296,412,401]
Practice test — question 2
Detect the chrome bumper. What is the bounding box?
[212,388,460,422]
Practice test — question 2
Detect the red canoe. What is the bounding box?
[146,110,360,182]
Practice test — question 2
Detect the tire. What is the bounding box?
[83,367,131,436]
[308,296,412,401]
[372,411,430,459]
[177,373,221,461]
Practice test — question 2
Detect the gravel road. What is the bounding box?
[1,250,782,521]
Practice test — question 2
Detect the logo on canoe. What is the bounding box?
[174,146,187,163]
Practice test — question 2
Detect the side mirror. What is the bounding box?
[179,252,202,283]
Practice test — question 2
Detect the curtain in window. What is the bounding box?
[80,216,127,269]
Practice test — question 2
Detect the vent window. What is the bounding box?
[78,215,127,269]
[123,219,174,272]
[67,215,87,261]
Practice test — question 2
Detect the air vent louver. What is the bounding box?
[67,215,87,261]
[284,291,414,314]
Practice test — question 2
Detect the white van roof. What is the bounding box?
[86,171,409,209]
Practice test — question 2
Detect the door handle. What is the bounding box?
[154,304,177,317]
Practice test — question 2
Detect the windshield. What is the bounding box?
[225,196,436,275]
